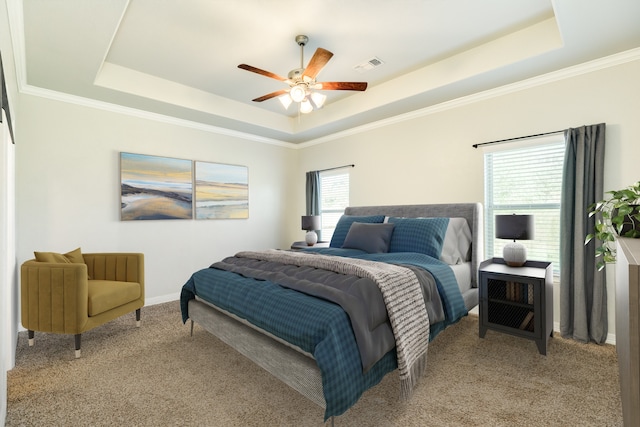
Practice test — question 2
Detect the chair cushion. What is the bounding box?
[88,280,142,317]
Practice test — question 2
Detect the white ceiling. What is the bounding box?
[12,0,640,144]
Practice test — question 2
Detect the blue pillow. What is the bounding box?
[330,215,386,248]
[342,222,395,253]
[387,217,450,258]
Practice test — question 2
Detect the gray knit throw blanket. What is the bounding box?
[236,249,430,399]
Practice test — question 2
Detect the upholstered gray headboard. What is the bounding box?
[344,203,484,288]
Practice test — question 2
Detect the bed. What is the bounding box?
[180,203,483,422]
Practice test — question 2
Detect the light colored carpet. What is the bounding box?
[6,301,622,426]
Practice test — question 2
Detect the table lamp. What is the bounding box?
[495,214,534,267]
[301,215,321,246]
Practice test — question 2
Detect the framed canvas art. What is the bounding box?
[195,161,248,219]
[120,152,193,220]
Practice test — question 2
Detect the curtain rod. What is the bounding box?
[311,164,355,173]
[472,129,565,149]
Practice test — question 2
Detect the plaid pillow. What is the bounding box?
[387,217,450,258]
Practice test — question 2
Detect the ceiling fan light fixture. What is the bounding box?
[238,35,367,114]
[289,84,307,103]
[310,92,326,109]
[278,94,293,110]
[300,99,313,114]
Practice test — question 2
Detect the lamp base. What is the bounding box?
[305,231,318,246]
[503,241,527,267]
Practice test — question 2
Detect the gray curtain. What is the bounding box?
[305,171,321,238]
[560,123,607,343]
[305,171,320,215]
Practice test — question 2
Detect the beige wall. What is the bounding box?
[297,58,640,342]
[15,95,299,304]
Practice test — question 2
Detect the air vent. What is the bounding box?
[354,57,384,73]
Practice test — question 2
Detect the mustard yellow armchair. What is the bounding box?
[21,251,144,358]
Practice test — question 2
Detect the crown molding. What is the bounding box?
[299,47,640,148]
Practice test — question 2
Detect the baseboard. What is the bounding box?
[145,292,180,307]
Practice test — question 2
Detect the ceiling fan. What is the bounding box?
[238,35,368,113]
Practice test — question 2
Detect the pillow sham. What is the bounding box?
[330,215,386,248]
[387,217,449,258]
[342,222,395,253]
[440,218,473,265]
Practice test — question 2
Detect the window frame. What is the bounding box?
[318,169,350,243]
[483,135,565,277]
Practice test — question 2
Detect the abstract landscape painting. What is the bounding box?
[195,161,248,219]
[120,152,193,220]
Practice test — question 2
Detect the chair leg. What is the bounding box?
[136,308,141,327]
[75,334,81,359]
[28,330,34,347]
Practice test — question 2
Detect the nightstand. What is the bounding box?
[479,258,553,355]
[290,241,330,250]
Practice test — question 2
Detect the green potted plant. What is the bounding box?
[585,181,640,270]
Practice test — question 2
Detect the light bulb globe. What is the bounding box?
[310,92,326,109]
[278,94,293,110]
[300,99,313,114]
[290,85,306,102]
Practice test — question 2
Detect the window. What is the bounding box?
[319,170,350,242]
[484,137,565,276]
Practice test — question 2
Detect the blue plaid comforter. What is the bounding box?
[180,249,467,420]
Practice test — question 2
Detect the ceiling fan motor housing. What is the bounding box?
[288,68,305,81]
[295,35,308,46]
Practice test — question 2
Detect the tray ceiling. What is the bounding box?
[12,0,640,144]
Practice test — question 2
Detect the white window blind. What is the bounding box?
[319,170,350,242]
[484,138,565,276]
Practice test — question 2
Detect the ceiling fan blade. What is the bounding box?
[303,48,334,79]
[238,64,288,82]
[317,82,368,91]
[252,89,289,102]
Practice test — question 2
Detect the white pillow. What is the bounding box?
[440,218,472,265]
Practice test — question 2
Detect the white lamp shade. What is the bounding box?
[289,85,306,102]
[310,91,326,109]
[300,99,313,114]
[278,94,293,110]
